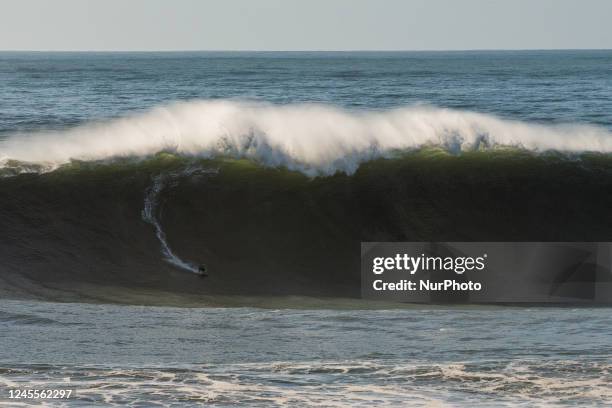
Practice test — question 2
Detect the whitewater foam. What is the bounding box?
[3,360,610,407]
[1,100,612,176]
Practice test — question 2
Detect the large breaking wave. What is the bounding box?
[2,101,612,304]
[1,100,612,176]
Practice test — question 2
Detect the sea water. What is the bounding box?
[1,300,611,406]
[1,51,612,406]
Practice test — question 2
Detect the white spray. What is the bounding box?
[1,100,612,176]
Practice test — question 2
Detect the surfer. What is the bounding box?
[196,265,208,278]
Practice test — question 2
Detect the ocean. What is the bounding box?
[1,300,611,406]
[1,51,612,406]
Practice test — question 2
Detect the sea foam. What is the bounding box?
[1,100,611,176]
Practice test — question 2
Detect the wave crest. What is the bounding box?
[1,100,611,175]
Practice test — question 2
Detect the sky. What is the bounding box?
[0,0,611,51]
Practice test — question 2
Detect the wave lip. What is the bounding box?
[1,100,612,176]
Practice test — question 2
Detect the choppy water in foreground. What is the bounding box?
[1,300,611,407]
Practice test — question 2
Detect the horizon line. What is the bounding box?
[0,48,611,53]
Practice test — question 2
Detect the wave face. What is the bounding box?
[1,100,612,176]
[141,172,200,273]
[1,101,612,303]
[2,148,612,303]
